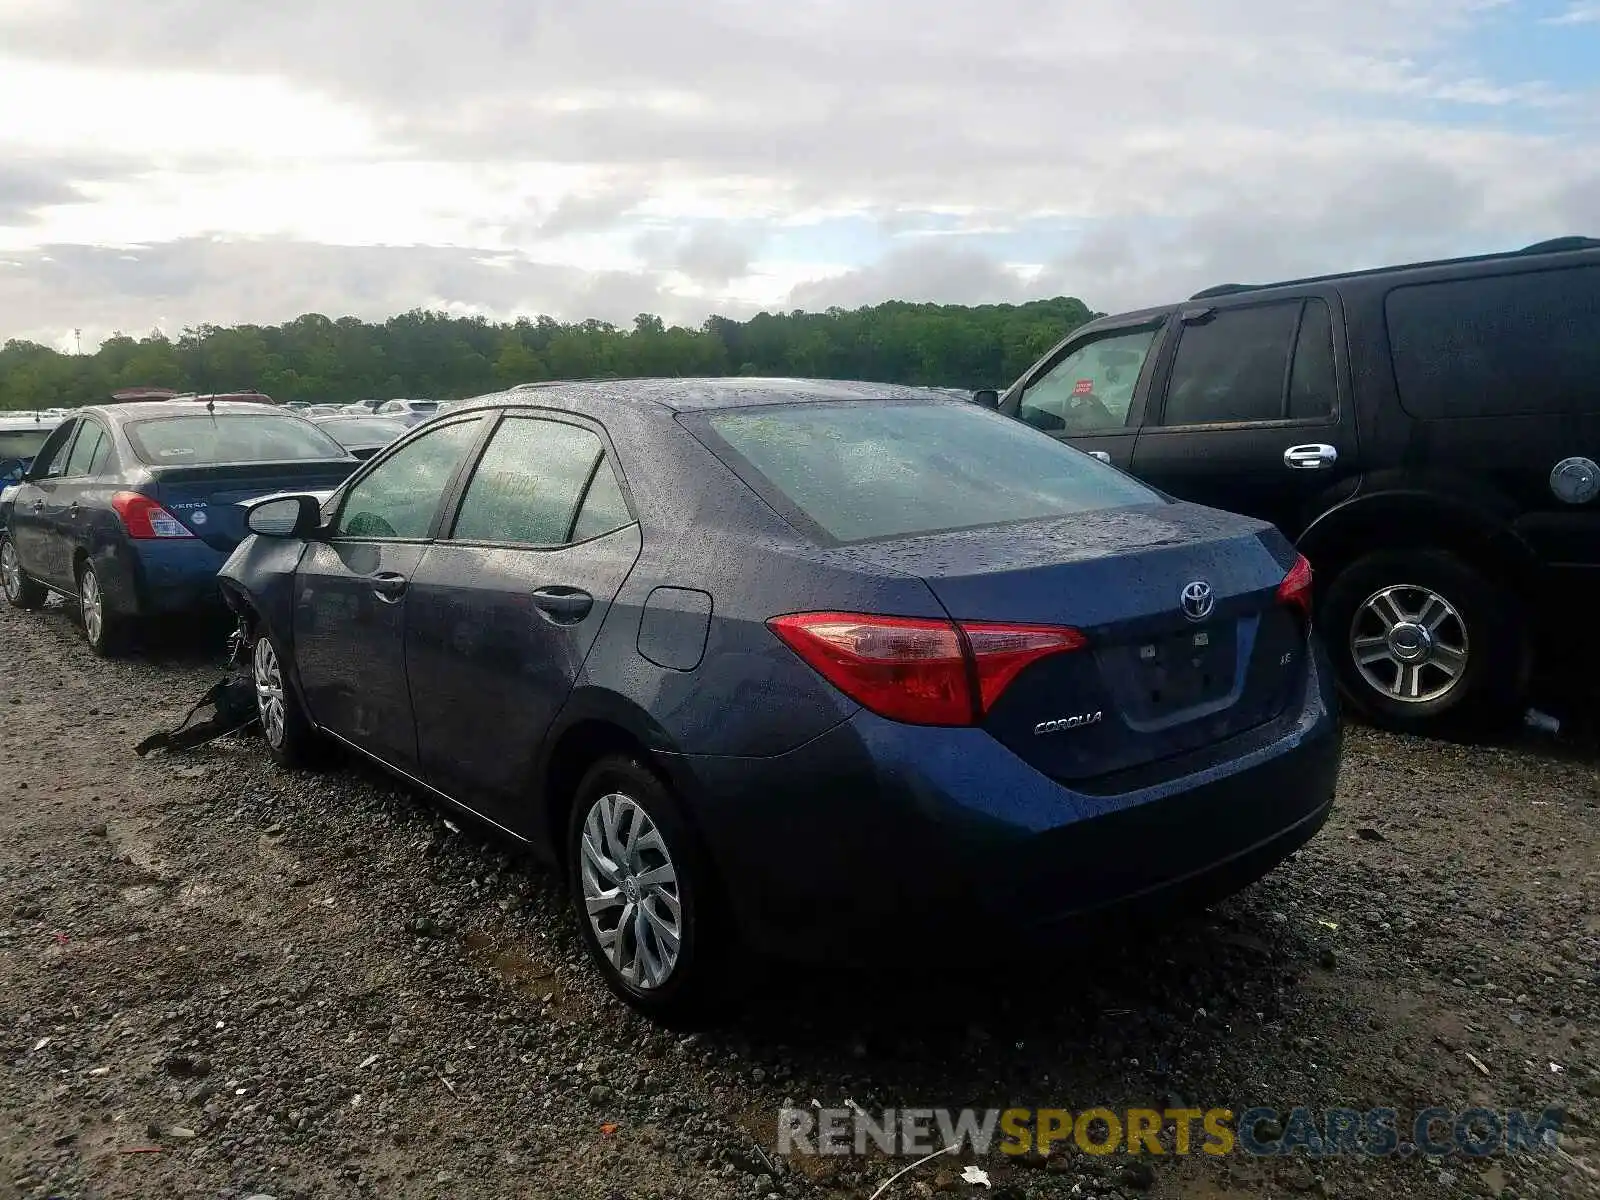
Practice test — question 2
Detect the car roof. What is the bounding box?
[79,401,313,425]
[450,376,971,415]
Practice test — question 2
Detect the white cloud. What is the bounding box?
[0,0,1593,348]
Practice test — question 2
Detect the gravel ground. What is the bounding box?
[2,599,1597,1200]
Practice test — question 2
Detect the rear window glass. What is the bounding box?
[0,429,53,462]
[1385,264,1600,419]
[125,414,349,465]
[699,400,1161,543]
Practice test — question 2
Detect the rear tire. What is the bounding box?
[1319,548,1528,738]
[252,631,318,768]
[1,536,45,610]
[77,561,129,657]
[565,754,732,1027]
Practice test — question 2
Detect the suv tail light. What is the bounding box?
[1276,554,1313,620]
[111,492,194,539]
[767,612,1087,726]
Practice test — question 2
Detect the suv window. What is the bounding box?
[1385,264,1600,419]
[1160,303,1302,426]
[1017,327,1160,434]
[64,422,108,477]
[336,416,486,539]
[451,418,631,547]
[1288,299,1338,420]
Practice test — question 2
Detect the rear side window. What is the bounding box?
[699,400,1160,544]
[451,417,632,547]
[1385,265,1600,419]
[125,414,350,465]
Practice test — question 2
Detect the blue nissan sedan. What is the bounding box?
[1,401,359,654]
[217,378,1341,1024]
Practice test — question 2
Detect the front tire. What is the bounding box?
[253,631,318,768]
[1,536,45,610]
[565,755,729,1026]
[1320,548,1528,738]
[77,561,129,656]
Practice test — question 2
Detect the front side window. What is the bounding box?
[336,416,486,539]
[1017,327,1161,434]
[64,423,108,477]
[451,418,632,547]
[700,399,1160,544]
[33,421,78,478]
[1160,303,1300,426]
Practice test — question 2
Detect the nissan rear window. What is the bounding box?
[698,399,1162,543]
[125,414,350,465]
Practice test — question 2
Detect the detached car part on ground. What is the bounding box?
[0,402,359,655]
[216,377,1340,1025]
[983,236,1600,738]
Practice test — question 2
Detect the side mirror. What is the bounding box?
[971,389,1000,409]
[246,494,323,538]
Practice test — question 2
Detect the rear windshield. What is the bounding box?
[699,399,1162,543]
[125,414,350,465]
[0,429,53,461]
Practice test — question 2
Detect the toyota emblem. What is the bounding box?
[1180,580,1214,622]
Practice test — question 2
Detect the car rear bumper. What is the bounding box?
[659,641,1341,965]
[96,540,230,616]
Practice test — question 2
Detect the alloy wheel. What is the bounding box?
[579,792,683,990]
[1,542,20,601]
[1349,583,1469,704]
[254,637,287,748]
[80,569,103,646]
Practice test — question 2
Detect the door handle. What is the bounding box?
[1087,450,1112,464]
[67,503,80,518]
[1284,443,1338,470]
[532,586,593,624]
[30,499,43,512]
[369,572,408,602]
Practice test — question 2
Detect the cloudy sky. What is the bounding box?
[0,0,1596,349]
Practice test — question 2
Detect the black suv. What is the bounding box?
[986,237,1600,737]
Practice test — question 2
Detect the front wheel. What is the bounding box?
[1,536,45,610]
[565,755,730,1027]
[253,631,318,768]
[1320,549,1529,738]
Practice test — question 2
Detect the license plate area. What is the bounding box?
[1131,624,1233,712]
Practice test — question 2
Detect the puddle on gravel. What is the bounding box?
[462,931,560,997]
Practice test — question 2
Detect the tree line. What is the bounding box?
[0,297,1097,411]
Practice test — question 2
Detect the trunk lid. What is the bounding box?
[145,460,358,551]
[831,503,1308,783]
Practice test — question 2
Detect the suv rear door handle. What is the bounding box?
[532,586,593,623]
[1284,443,1338,470]
[369,572,408,602]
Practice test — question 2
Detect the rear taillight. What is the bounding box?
[1276,554,1313,620]
[111,491,194,539]
[767,611,1086,726]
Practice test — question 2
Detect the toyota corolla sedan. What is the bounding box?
[218,378,1340,1023]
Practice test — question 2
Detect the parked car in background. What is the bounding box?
[0,412,59,488]
[377,398,441,426]
[985,236,1600,737]
[311,414,410,460]
[0,402,359,655]
[342,400,386,415]
[219,378,1337,1022]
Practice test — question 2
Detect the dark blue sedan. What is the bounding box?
[0,401,359,654]
[217,378,1340,1023]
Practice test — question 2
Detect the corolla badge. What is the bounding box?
[1034,711,1104,735]
[1180,579,1214,622]
[1550,457,1599,505]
